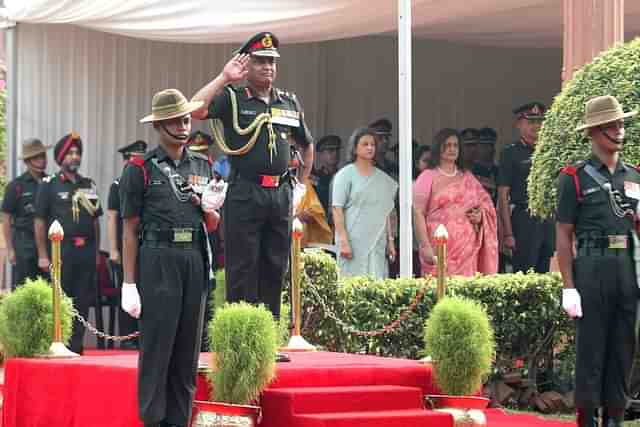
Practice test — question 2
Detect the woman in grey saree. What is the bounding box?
[332,127,398,279]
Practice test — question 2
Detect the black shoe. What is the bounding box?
[276,352,291,362]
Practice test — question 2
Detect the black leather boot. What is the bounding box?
[576,407,598,427]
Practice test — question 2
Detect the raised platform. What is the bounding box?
[1,350,575,427]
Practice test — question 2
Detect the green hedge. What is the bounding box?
[529,38,640,219]
[298,251,573,380]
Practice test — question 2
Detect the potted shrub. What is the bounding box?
[423,296,496,426]
[192,302,278,427]
[0,277,73,358]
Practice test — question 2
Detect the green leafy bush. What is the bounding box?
[298,252,573,382]
[529,38,640,218]
[424,297,495,396]
[0,277,73,357]
[208,302,277,405]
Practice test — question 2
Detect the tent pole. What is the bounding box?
[398,0,413,278]
[5,23,17,184]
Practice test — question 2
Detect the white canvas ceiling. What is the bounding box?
[5,0,640,47]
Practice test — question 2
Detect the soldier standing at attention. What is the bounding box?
[191,32,314,321]
[557,95,640,427]
[497,102,555,273]
[119,88,224,427]
[1,138,51,289]
[34,133,103,355]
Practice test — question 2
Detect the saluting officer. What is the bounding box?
[34,133,103,355]
[119,89,223,427]
[557,95,640,427]
[497,102,555,273]
[1,138,52,289]
[191,32,314,320]
[107,139,147,349]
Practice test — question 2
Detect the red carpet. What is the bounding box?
[1,350,577,426]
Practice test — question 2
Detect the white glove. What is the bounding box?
[562,288,582,318]
[202,180,228,212]
[121,282,141,319]
[292,183,306,213]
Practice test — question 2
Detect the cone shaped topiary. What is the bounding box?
[424,297,495,396]
[208,302,278,405]
[529,38,640,219]
[0,277,74,357]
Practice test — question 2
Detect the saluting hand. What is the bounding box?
[222,54,250,84]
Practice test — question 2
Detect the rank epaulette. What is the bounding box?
[128,156,149,188]
[560,161,586,202]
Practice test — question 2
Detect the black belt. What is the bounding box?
[235,171,290,188]
[141,227,205,249]
[577,235,630,257]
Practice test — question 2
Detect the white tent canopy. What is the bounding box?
[6,0,640,47]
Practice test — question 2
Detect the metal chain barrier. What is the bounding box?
[72,307,140,342]
[303,278,433,337]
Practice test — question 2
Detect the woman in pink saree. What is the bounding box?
[414,128,498,277]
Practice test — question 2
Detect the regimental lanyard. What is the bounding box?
[72,188,99,223]
[583,164,634,218]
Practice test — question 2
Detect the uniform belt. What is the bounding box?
[141,227,205,248]
[236,171,289,188]
[576,235,630,256]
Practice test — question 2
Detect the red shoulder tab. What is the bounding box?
[207,154,213,167]
[128,157,145,167]
[635,164,640,173]
[560,165,577,176]
[560,164,582,201]
[128,157,148,188]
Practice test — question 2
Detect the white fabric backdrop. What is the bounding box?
[13,23,562,248]
[6,0,640,47]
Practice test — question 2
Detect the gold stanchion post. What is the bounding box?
[45,220,79,358]
[434,224,449,301]
[281,218,316,352]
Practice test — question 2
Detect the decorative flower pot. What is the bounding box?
[425,395,489,427]
[191,401,260,427]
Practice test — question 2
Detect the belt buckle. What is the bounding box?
[73,237,86,247]
[260,175,279,188]
[608,235,627,249]
[173,228,193,243]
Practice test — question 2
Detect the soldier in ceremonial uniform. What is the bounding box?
[34,133,102,354]
[498,102,555,273]
[119,89,223,427]
[107,140,147,349]
[191,32,314,320]
[1,138,52,289]
[557,95,640,427]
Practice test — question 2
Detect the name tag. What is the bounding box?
[240,109,257,116]
[77,188,98,200]
[582,186,600,197]
[271,108,300,127]
[624,181,640,199]
[173,228,193,243]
